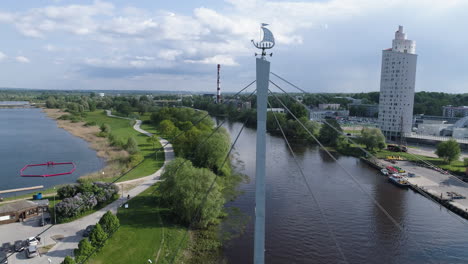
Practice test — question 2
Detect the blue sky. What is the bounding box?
[0,0,467,93]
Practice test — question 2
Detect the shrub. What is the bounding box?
[100,124,111,134]
[84,121,97,127]
[99,211,120,234]
[57,185,78,199]
[74,239,94,263]
[464,157,468,167]
[89,223,107,248]
[125,137,139,154]
[61,256,76,264]
[128,153,144,167]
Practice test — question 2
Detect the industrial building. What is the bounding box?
[378,26,417,140]
[443,105,468,118]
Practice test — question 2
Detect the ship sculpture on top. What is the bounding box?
[252,23,275,58]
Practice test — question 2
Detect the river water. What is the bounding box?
[222,121,468,264]
[0,108,105,197]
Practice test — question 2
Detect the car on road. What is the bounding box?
[26,245,38,258]
[83,225,95,237]
[0,251,8,264]
[14,240,25,252]
[26,237,39,246]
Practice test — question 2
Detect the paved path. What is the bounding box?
[1,112,173,264]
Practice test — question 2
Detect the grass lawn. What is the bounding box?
[83,111,165,182]
[87,184,187,264]
[375,149,466,175]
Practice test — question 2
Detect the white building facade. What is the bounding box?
[378,26,418,140]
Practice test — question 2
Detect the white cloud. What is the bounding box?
[0,52,6,61]
[185,55,238,66]
[16,56,30,63]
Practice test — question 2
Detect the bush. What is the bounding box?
[99,211,120,234]
[128,153,144,167]
[464,157,468,167]
[89,223,107,248]
[74,239,94,263]
[57,185,78,199]
[100,124,111,134]
[61,256,76,264]
[125,137,139,154]
[84,121,97,127]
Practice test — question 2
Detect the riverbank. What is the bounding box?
[43,109,164,183]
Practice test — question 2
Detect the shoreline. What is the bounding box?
[43,108,131,181]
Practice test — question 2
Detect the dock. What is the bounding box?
[0,185,44,195]
[362,158,468,219]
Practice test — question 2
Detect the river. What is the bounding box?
[222,121,468,264]
[0,107,105,197]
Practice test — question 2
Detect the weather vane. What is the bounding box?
[252,23,275,58]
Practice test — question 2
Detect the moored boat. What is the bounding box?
[388,174,409,187]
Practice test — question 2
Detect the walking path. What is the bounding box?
[1,112,173,264]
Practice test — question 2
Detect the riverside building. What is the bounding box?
[378,26,417,140]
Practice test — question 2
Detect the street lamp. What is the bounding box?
[53,187,56,224]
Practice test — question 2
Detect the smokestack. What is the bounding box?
[217,64,221,104]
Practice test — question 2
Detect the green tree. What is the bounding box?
[125,137,139,154]
[99,211,120,234]
[146,135,159,149]
[318,118,343,146]
[61,256,76,264]
[159,158,225,228]
[74,239,94,263]
[89,223,107,248]
[193,130,231,175]
[464,157,468,167]
[159,119,178,137]
[286,102,308,120]
[358,127,386,151]
[436,139,461,163]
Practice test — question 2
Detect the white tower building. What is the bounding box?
[378,25,417,140]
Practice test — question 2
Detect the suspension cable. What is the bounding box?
[268,100,348,264]
[269,90,438,263]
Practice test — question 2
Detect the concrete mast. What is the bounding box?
[252,23,275,264]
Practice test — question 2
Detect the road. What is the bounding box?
[0,113,173,264]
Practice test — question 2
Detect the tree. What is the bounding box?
[74,239,94,263]
[89,223,107,248]
[464,157,468,167]
[286,102,308,120]
[318,118,343,146]
[61,256,76,264]
[358,127,386,151]
[125,137,139,154]
[159,119,178,137]
[146,135,159,149]
[436,139,461,163]
[99,211,120,234]
[159,158,225,228]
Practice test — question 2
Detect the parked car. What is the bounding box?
[83,225,95,237]
[26,245,38,258]
[0,251,8,264]
[26,237,39,246]
[14,240,25,252]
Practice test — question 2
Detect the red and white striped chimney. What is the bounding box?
[217,64,221,104]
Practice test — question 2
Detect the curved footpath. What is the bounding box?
[0,112,174,264]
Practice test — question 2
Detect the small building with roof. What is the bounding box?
[0,200,49,225]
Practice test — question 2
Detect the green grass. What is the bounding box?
[83,111,165,182]
[375,149,466,175]
[88,184,187,264]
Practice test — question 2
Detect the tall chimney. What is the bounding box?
[217,64,221,104]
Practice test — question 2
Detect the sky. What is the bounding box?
[0,0,467,93]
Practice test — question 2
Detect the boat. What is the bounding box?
[388,174,409,187]
[380,169,389,176]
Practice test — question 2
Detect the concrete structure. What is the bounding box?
[98,93,105,97]
[318,103,340,110]
[443,105,468,118]
[378,26,417,140]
